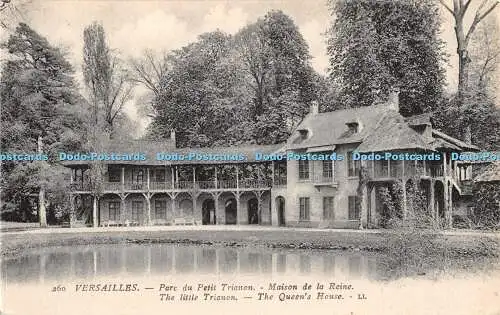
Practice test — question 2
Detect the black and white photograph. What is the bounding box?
[0,0,499,314]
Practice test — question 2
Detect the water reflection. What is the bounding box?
[1,244,379,284]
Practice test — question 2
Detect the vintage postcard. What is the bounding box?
[1,0,499,314]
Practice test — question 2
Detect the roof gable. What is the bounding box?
[357,112,433,152]
[287,103,394,149]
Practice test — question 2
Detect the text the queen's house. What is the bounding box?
[65,94,479,229]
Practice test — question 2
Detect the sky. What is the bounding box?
[2,0,499,133]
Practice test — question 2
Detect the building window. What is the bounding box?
[299,197,310,221]
[323,197,334,220]
[155,169,166,182]
[347,151,361,177]
[298,160,310,180]
[322,160,333,178]
[348,196,361,220]
[131,201,143,221]
[108,167,121,182]
[133,169,144,183]
[346,122,359,134]
[109,201,120,221]
[155,200,166,219]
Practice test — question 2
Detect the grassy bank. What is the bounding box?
[1,227,498,258]
[2,227,499,279]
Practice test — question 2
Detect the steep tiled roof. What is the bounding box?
[430,130,479,151]
[404,113,432,126]
[62,141,283,166]
[357,112,433,152]
[287,103,396,149]
[287,101,480,153]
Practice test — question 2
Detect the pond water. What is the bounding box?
[1,244,499,315]
[1,244,382,282]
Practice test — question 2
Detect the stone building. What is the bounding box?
[65,94,478,229]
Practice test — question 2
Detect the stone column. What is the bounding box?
[257,194,262,225]
[214,194,220,224]
[443,152,448,177]
[443,181,449,228]
[271,161,275,186]
[214,166,218,188]
[171,196,177,219]
[192,166,196,188]
[121,167,125,191]
[171,167,175,188]
[429,181,435,226]
[120,195,126,224]
[146,194,152,226]
[236,193,241,225]
[69,194,75,227]
[360,184,368,228]
[192,193,198,223]
[235,165,239,189]
[92,195,99,227]
[147,168,150,191]
[448,184,453,228]
[271,196,278,226]
[402,181,408,222]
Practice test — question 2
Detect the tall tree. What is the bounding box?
[233,10,317,144]
[438,0,498,143]
[327,0,447,116]
[468,14,499,95]
[0,0,32,29]
[149,31,237,147]
[464,14,500,150]
[82,22,134,137]
[128,49,169,120]
[432,13,500,150]
[0,23,88,223]
[149,11,318,147]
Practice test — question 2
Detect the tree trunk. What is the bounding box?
[37,136,47,227]
[457,49,470,102]
[457,49,472,144]
[39,189,47,227]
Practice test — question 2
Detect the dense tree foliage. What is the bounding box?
[0,23,88,221]
[433,15,500,151]
[147,10,319,147]
[472,183,500,229]
[438,0,498,143]
[326,0,447,116]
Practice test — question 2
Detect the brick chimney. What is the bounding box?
[170,129,176,147]
[387,87,400,112]
[309,100,319,115]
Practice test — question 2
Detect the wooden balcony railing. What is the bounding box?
[175,181,194,189]
[370,161,445,179]
[428,164,444,177]
[70,182,94,191]
[125,182,145,191]
[218,180,237,189]
[71,178,277,192]
[105,182,122,191]
[312,174,335,184]
[239,179,272,188]
[373,164,389,178]
[197,181,217,189]
[150,182,171,190]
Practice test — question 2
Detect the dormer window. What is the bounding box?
[346,122,359,133]
[293,129,310,144]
